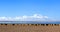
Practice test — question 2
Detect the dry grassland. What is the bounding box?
[0,24,60,32]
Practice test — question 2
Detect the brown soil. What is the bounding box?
[0,24,60,32]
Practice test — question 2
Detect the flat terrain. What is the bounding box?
[0,24,60,32]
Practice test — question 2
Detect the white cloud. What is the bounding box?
[0,14,49,21]
[44,16,48,18]
[0,17,8,20]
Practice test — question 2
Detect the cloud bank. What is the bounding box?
[0,14,49,21]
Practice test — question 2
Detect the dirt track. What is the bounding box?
[0,24,60,32]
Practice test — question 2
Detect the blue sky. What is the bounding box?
[0,0,60,21]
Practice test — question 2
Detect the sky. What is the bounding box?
[0,0,60,21]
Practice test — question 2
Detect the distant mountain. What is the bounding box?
[0,21,60,24]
